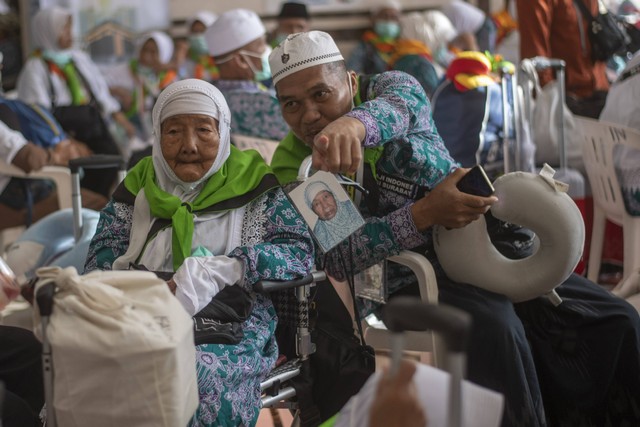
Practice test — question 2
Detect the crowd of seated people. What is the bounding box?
[2,1,640,427]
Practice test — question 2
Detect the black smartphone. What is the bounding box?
[456,165,495,197]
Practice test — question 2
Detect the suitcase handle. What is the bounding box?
[383,296,471,352]
[68,154,127,174]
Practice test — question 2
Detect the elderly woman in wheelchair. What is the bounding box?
[84,79,315,427]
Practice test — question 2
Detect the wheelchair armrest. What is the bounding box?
[388,250,438,304]
[255,270,326,294]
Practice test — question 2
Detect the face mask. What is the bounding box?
[189,35,208,56]
[43,49,73,66]
[240,46,272,82]
[374,21,401,40]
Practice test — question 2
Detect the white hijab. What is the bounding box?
[136,31,175,65]
[151,78,232,200]
[113,79,236,272]
[31,6,72,51]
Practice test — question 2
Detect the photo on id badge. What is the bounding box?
[288,171,365,253]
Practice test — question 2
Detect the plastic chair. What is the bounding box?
[575,116,640,283]
[231,134,279,164]
[363,250,442,367]
[0,160,71,251]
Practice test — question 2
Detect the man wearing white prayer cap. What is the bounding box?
[267,30,640,427]
[203,8,289,141]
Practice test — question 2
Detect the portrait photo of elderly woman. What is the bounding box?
[84,79,314,426]
[292,172,364,252]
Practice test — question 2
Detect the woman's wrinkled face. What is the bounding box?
[57,17,73,50]
[160,114,219,182]
[139,39,160,68]
[311,190,337,221]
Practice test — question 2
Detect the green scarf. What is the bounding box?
[124,147,275,270]
[61,62,88,105]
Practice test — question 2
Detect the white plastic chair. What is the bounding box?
[363,250,442,367]
[575,116,640,284]
[0,160,72,251]
[231,134,279,164]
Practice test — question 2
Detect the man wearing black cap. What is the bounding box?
[269,2,311,48]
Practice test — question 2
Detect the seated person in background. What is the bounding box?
[106,31,179,144]
[347,0,440,97]
[205,9,290,141]
[268,1,311,48]
[269,31,640,426]
[0,102,106,231]
[84,79,315,427]
[517,0,610,119]
[16,6,131,197]
[175,10,219,81]
[400,9,474,72]
[442,0,498,53]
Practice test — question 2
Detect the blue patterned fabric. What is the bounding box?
[85,187,314,427]
[213,80,289,141]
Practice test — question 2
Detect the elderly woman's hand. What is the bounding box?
[166,278,177,295]
[410,168,498,231]
[312,116,365,175]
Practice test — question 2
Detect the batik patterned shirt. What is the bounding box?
[214,79,289,141]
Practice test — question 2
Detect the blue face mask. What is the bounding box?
[240,46,272,82]
[189,35,208,56]
[374,21,401,40]
[43,49,73,66]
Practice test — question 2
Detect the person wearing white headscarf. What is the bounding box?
[105,31,179,141]
[85,79,314,426]
[16,6,135,139]
[176,10,219,81]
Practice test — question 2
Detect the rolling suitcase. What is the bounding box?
[519,57,589,275]
[332,297,504,427]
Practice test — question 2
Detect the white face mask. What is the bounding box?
[239,46,273,82]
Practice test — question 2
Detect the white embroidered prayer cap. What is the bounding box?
[205,8,266,57]
[269,31,344,85]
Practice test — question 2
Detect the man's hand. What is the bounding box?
[369,360,427,427]
[411,168,498,231]
[166,278,177,295]
[312,116,365,174]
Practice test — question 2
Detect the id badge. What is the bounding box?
[354,260,387,303]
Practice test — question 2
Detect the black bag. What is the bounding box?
[574,0,628,61]
[52,104,112,145]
